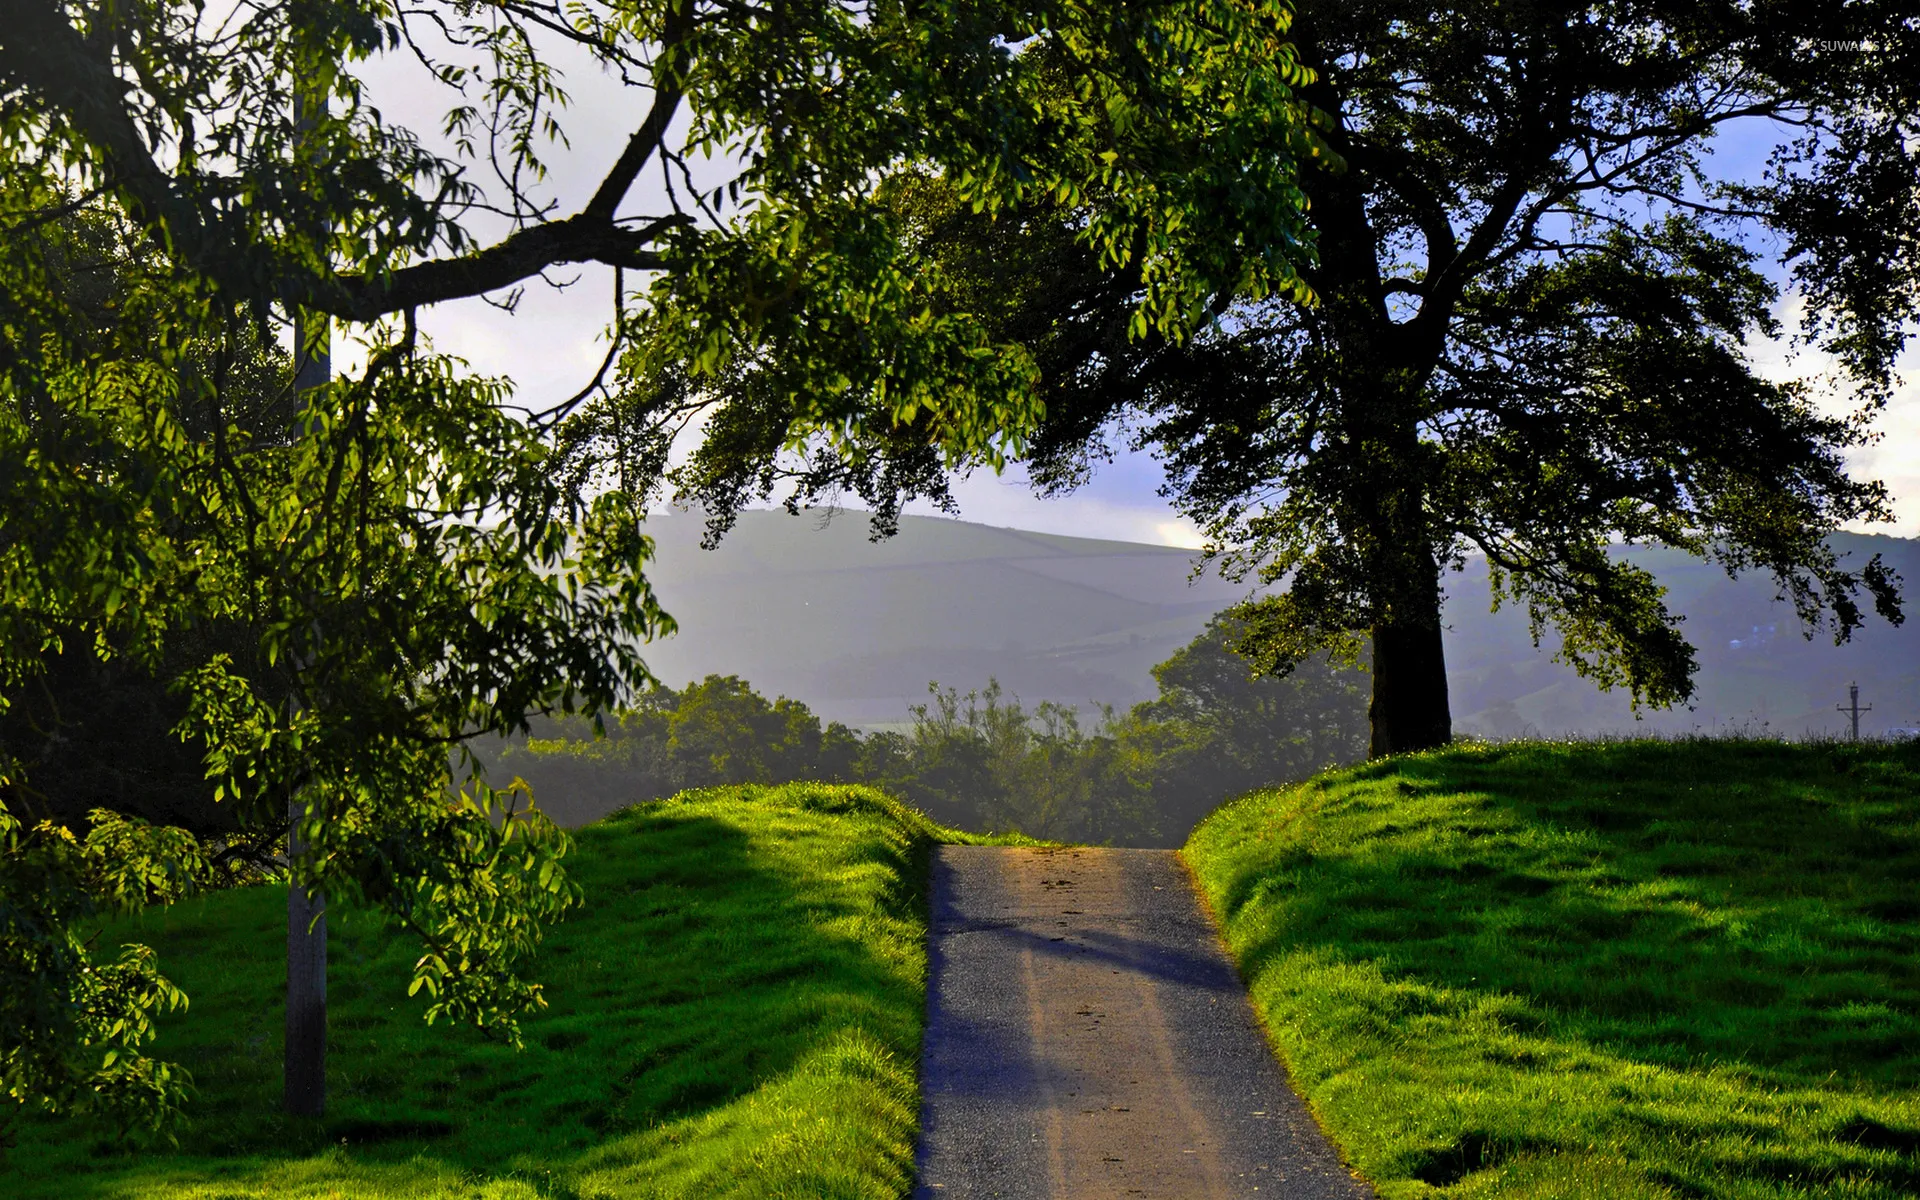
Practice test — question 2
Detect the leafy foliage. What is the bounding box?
[900,0,1919,752]
[1,0,1323,1130]
[2,0,1323,541]
[873,679,1152,842]
[497,675,866,802]
[1118,612,1369,836]
[844,617,1368,842]
[0,803,196,1148]
[0,199,657,1135]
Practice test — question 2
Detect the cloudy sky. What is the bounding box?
[346,39,1920,550]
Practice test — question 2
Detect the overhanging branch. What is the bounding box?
[323,215,683,321]
[0,0,691,322]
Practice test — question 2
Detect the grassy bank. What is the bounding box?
[1186,739,1920,1200]
[5,783,984,1199]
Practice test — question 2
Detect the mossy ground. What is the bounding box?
[1186,738,1920,1200]
[5,783,998,1199]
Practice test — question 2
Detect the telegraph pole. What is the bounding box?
[1836,682,1872,742]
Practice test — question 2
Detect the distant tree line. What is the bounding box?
[3,607,1370,850]
[489,614,1370,845]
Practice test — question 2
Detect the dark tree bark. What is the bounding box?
[1351,439,1455,755]
[284,794,327,1119]
[1367,544,1453,756]
[283,308,328,1118]
[1293,63,1462,755]
[1350,377,1455,755]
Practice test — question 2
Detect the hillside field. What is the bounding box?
[3,784,1005,1199]
[1188,739,1920,1199]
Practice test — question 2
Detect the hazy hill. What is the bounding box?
[1446,532,1920,740]
[632,509,1267,726]
[631,510,1920,738]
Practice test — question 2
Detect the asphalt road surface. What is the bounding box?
[913,846,1373,1200]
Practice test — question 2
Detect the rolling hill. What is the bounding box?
[628,509,1920,739]
[630,508,1267,726]
[1445,533,1920,740]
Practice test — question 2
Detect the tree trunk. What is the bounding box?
[285,793,327,1118]
[284,301,328,1117]
[1368,541,1452,757]
[1286,24,1461,759]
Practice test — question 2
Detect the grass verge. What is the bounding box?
[6,782,991,1199]
[1185,738,1920,1200]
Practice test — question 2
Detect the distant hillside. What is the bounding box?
[1446,532,1920,740]
[631,510,1920,738]
[632,509,1266,725]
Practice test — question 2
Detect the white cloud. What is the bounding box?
[1747,294,1920,539]
[897,463,1200,547]
[1154,520,1208,549]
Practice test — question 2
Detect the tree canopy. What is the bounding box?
[1,0,1319,470]
[0,0,1323,1133]
[900,0,1918,754]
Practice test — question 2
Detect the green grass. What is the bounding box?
[5,782,998,1199]
[1185,738,1920,1200]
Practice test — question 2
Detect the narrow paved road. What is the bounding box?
[913,846,1372,1200]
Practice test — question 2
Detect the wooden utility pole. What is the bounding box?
[285,808,327,1119]
[1836,682,1872,742]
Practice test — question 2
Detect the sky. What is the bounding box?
[344,36,1920,551]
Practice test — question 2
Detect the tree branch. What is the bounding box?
[0,0,690,323]
[582,86,685,223]
[324,215,683,320]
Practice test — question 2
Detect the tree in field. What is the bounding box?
[0,0,1322,1127]
[882,679,1156,842]
[3,199,634,1126]
[893,1,1918,755]
[1116,613,1367,836]
[493,630,1365,845]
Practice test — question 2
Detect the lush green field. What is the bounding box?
[5,783,989,1199]
[1187,738,1920,1200]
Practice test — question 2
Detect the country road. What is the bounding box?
[913,846,1373,1199]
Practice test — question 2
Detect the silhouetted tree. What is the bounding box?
[897,0,1916,755]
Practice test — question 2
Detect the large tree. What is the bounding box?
[891,0,1918,755]
[0,0,1321,1128]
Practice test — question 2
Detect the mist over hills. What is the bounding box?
[630,509,1264,725]
[1447,533,1920,740]
[631,510,1920,739]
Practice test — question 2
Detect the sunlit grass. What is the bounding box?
[6,783,1000,1199]
[1186,738,1920,1200]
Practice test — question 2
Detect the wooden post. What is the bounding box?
[285,796,327,1117]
